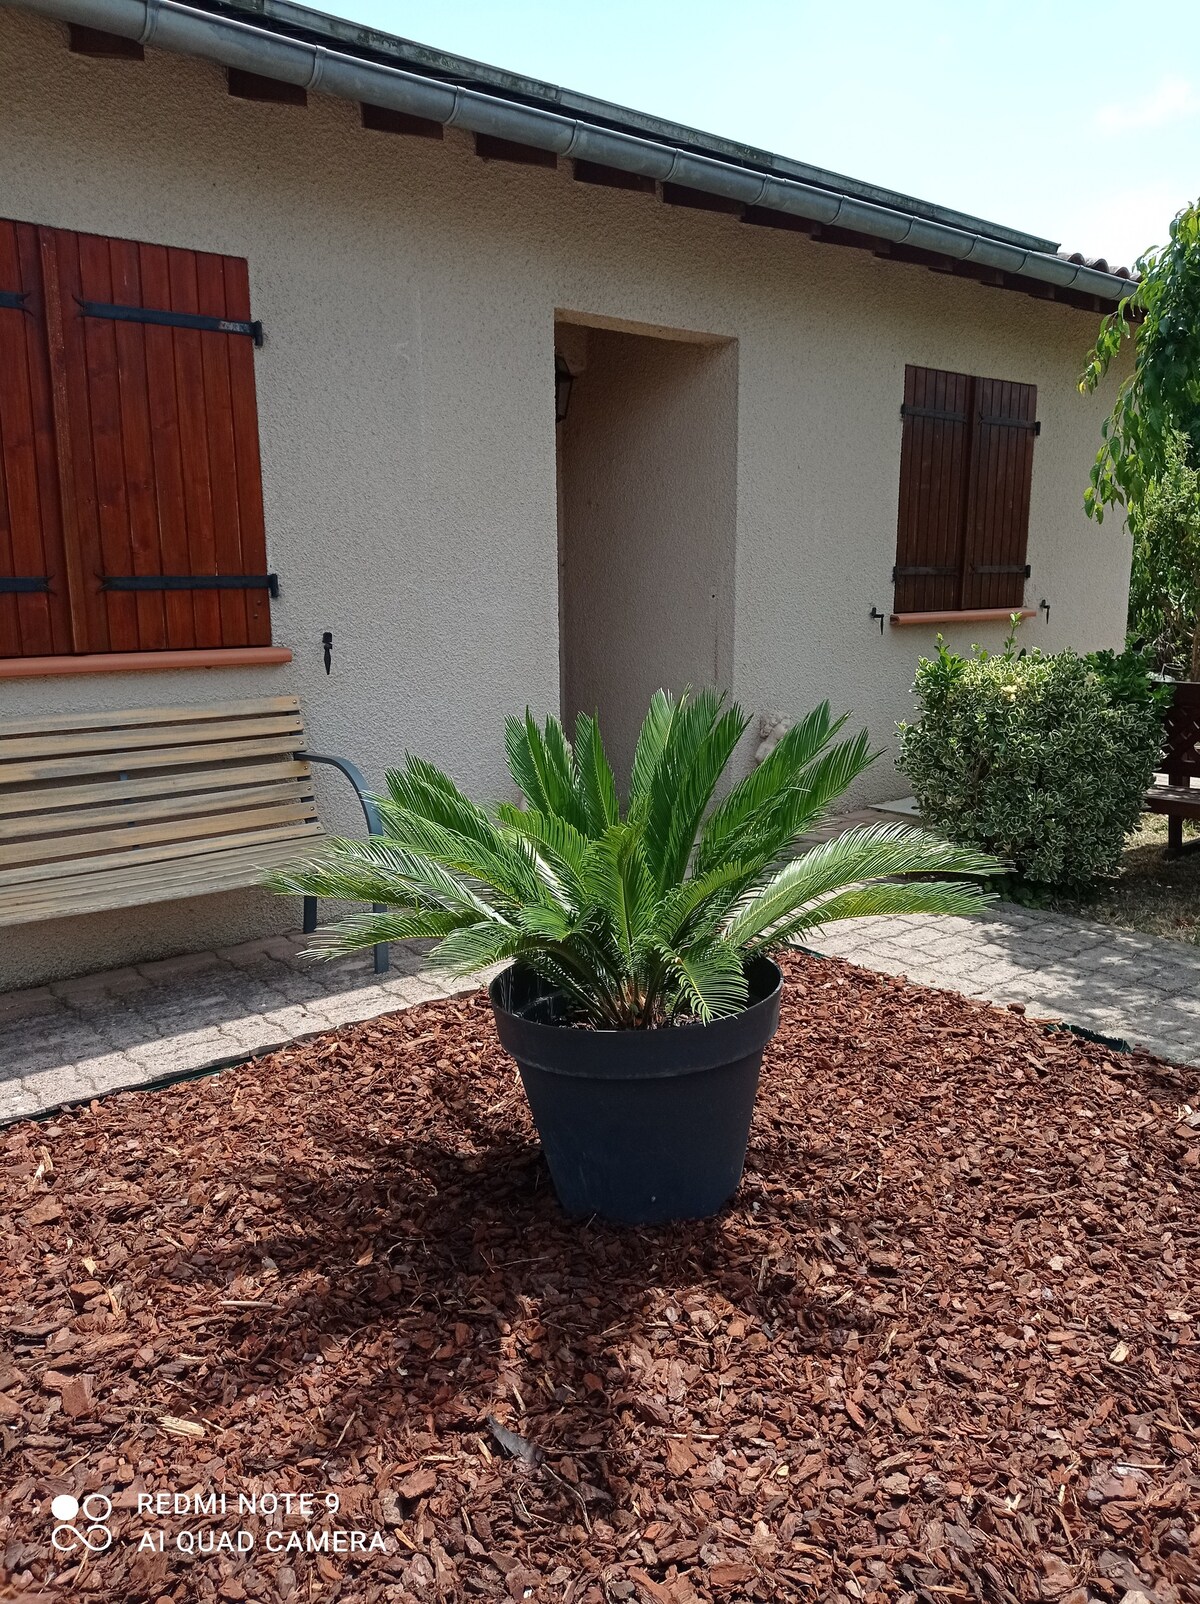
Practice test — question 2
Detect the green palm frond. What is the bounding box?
[656,938,749,1022]
[375,809,547,908]
[724,824,999,948]
[303,907,469,959]
[698,724,876,876]
[384,756,496,840]
[697,701,844,864]
[516,903,576,942]
[584,825,656,965]
[505,711,589,833]
[431,919,527,976]
[628,689,681,816]
[273,693,1003,1027]
[751,878,994,952]
[574,713,620,834]
[504,714,551,814]
[496,804,592,906]
[266,837,498,921]
[655,860,755,948]
[648,701,749,893]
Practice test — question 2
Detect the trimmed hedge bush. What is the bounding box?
[898,630,1168,888]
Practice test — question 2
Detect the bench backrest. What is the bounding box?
[0,698,321,896]
[1161,681,1200,786]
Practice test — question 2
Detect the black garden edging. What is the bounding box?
[489,956,783,1225]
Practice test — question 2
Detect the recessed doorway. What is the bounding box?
[555,315,737,787]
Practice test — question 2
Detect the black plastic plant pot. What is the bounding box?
[488,956,783,1225]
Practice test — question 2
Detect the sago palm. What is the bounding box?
[269,690,999,1027]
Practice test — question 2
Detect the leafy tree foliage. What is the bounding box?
[1080,199,1200,522]
[271,690,997,1028]
[1128,431,1200,677]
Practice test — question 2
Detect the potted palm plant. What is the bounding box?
[271,691,997,1224]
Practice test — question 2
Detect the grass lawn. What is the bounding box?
[1004,811,1200,943]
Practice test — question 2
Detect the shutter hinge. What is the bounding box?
[101,573,280,597]
[893,564,958,581]
[0,290,30,312]
[979,413,1041,435]
[973,564,1031,577]
[78,298,264,346]
[900,403,968,423]
[0,576,49,594]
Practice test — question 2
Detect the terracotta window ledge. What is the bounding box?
[890,608,1037,627]
[0,646,293,678]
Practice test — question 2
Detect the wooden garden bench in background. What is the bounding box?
[0,697,389,972]
[1145,681,1200,856]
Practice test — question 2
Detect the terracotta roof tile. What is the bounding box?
[1062,250,1136,280]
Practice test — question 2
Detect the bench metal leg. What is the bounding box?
[373,904,389,975]
[304,894,387,971]
[1167,813,1184,856]
[298,751,392,976]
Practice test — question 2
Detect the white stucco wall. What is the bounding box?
[0,9,1131,986]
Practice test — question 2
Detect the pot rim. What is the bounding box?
[488,954,784,1080]
[489,953,782,1034]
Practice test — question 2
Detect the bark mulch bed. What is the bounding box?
[1,953,1198,1604]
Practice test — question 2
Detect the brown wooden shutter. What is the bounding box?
[0,220,74,657]
[0,218,270,659]
[893,365,972,614]
[960,377,1037,611]
[894,365,1036,614]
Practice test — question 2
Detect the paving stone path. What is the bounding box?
[0,935,475,1125]
[814,902,1200,1064]
[2,903,1198,1124]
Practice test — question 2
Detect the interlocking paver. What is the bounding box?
[218,1016,297,1055]
[0,987,58,1024]
[123,1027,232,1063]
[810,903,1200,1066]
[261,1003,340,1037]
[0,938,485,1121]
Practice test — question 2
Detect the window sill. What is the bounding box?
[890,608,1036,627]
[0,646,293,678]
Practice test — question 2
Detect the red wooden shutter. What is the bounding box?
[0,217,270,659]
[47,226,270,651]
[893,365,972,614]
[960,377,1037,611]
[0,220,74,657]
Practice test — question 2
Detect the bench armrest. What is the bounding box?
[299,751,384,837]
[296,751,389,973]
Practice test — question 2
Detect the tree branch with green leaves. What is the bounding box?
[1080,199,1200,525]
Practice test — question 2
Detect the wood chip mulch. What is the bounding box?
[1,952,1198,1604]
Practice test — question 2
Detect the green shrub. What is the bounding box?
[898,626,1168,888]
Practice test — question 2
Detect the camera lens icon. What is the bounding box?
[50,1492,113,1553]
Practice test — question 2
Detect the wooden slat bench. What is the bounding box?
[1145,680,1200,856]
[0,697,388,971]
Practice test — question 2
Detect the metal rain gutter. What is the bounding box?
[10,0,1135,305]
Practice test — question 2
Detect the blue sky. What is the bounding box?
[315,0,1198,267]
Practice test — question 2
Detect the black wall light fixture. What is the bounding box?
[555,354,574,422]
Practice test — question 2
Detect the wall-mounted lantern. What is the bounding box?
[555,354,574,423]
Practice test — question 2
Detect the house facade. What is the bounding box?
[0,0,1135,987]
